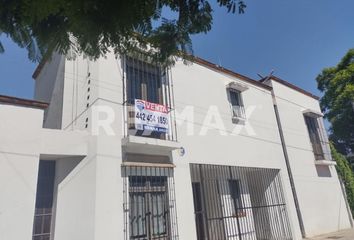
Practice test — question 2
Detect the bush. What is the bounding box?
[331,143,354,216]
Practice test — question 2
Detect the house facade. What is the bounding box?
[0,52,352,240]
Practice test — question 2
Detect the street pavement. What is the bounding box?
[308,228,354,240]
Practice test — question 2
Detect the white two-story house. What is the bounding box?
[0,51,352,240]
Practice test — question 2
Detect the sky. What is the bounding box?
[0,0,353,100]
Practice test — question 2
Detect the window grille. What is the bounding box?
[125,56,163,105]
[122,55,177,141]
[229,90,246,120]
[304,115,331,161]
[122,166,179,240]
[190,164,293,240]
[32,161,56,240]
[304,116,325,160]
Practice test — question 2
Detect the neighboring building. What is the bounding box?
[0,52,352,240]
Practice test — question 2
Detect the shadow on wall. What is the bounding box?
[315,165,332,178]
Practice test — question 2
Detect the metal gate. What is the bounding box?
[123,165,179,240]
[190,164,292,240]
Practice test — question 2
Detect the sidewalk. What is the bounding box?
[308,228,354,240]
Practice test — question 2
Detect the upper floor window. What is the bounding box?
[123,55,177,141]
[226,82,248,123]
[126,56,163,105]
[302,108,335,163]
[227,89,246,124]
[303,110,333,163]
[304,115,325,160]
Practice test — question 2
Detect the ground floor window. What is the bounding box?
[33,161,56,240]
[190,164,292,240]
[123,166,178,240]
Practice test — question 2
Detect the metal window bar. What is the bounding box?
[32,161,56,240]
[304,115,329,160]
[33,208,52,240]
[121,55,177,141]
[229,90,246,119]
[317,117,332,161]
[190,164,293,240]
[232,106,246,120]
[122,165,179,240]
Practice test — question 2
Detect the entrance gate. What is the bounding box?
[190,164,292,240]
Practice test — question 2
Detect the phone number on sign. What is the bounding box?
[135,112,168,125]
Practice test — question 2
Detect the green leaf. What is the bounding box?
[0,0,247,65]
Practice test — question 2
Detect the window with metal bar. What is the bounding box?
[228,179,244,216]
[125,56,169,139]
[304,115,325,160]
[126,56,162,105]
[192,182,205,240]
[32,161,56,240]
[229,89,246,120]
[129,176,168,239]
[123,166,179,240]
[190,164,293,240]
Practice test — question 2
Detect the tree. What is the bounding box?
[317,49,354,155]
[331,143,354,216]
[0,0,246,65]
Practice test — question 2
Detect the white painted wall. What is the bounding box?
[170,61,302,240]
[50,53,126,240]
[53,154,97,240]
[0,101,90,240]
[30,51,351,240]
[90,55,128,240]
[61,56,99,131]
[34,53,66,129]
[268,79,352,237]
[47,54,303,239]
[34,53,64,103]
[0,104,43,240]
[50,156,82,240]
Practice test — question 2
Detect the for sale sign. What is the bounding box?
[134,99,169,133]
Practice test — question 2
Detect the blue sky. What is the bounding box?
[0,0,353,100]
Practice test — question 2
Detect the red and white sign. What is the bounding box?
[134,99,169,133]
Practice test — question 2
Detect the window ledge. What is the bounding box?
[227,82,249,92]
[315,160,336,166]
[122,135,181,155]
[122,161,175,168]
[232,116,246,124]
[303,109,324,118]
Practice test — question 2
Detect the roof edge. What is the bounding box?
[0,94,49,109]
[193,57,272,91]
[32,59,46,79]
[31,54,272,91]
[261,75,320,100]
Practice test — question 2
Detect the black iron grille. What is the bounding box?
[190,164,293,240]
[123,166,179,240]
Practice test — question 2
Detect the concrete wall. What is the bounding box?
[34,53,66,129]
[0,101,89,240]
[170,61,302,240]
[53,154,96,240]
[90,56,127,240]
[32,52,351,240]
[49,54,303,239]
[268,79,352,237]
[0,104,43,240]
[51,54,125,240]
[61,56,99,131]
[34,53,64,103]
